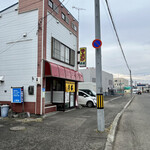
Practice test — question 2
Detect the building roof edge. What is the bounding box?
[0,2,18,13]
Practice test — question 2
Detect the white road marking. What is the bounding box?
[105,96,122,104]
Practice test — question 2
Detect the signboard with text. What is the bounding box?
[11,87,24,103]
[65,81,75,92]
[80,47,86,67]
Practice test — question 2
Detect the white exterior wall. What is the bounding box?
[78,82,96,92]
[0,5,38,102]
[79,68,113,93]
[114,78,129,90]
[46,12,77,70]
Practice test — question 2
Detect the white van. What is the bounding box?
[78,90,97,107]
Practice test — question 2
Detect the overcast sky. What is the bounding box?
[1,0,150,84]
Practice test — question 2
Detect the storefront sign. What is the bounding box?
[65,81,75,92]
[11,87,24,103]
[80,47,86,67]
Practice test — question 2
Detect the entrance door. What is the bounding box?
[70,92,74,107]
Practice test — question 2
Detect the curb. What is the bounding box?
[104,95,135,150]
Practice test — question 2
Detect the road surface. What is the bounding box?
[114,93,150,150]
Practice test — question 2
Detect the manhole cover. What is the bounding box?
[10,126,26,131]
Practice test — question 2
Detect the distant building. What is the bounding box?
[79,68,113,95]
[114,78,129,92]
[137,83,150,93]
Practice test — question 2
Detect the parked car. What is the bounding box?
[78,90,97,107]
[136,90,142,95]
[132,89,142,95]
[79,89,96,97]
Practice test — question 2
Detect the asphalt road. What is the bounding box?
[114,93,150,150]
[0,95,131,150]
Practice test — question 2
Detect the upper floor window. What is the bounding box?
[62,13,65,20]
[66,16,69,24]
[53,3,59,13]
[72,23,77,31]
[52,37,75,66]
[48,0,53,8]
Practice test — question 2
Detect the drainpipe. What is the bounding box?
[40,0,45,115]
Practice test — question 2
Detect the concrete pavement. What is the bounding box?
[0,95,132,150]
[113,94,150,150]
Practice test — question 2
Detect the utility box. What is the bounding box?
[28,86,34,95]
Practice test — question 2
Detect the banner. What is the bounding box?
[80,47,86,67]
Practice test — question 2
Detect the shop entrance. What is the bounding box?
[45,77,76,111]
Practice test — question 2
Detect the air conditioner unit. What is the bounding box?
[36,77,41,85]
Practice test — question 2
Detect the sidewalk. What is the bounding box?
[0,95,132,150]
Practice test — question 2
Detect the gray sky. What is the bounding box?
[1,0,150,84]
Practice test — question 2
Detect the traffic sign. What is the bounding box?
[92,39,102,48]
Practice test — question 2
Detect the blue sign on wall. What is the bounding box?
[12,87,24,103]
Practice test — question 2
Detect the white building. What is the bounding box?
[0,0,83,115]
[79,68,113,95]
[114,78,129,91]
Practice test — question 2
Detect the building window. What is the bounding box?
[52,37,75,66]
[53,3,59,13]
[70,49,75,66]
[66,16,69,24]
[62,13,65,20]
[92,78,96,83]
[53,79,64,91]
[72,23,77,31]
[65,47,69,63]
[48,0,53,8]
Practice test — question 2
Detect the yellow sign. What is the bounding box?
[65,81,75,92]
[80,47,86,67]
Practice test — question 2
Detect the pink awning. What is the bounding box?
[44,61,83,82]
[64,68,71,79]
[58,65,65,78]
[50,63,59,77]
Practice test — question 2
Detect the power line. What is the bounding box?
[104,0,131,72]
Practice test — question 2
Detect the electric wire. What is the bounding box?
[104,0,131,72]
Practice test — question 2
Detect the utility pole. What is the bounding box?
[95,0,105,132]
[120,80,121,93]
[130,69,132,97]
